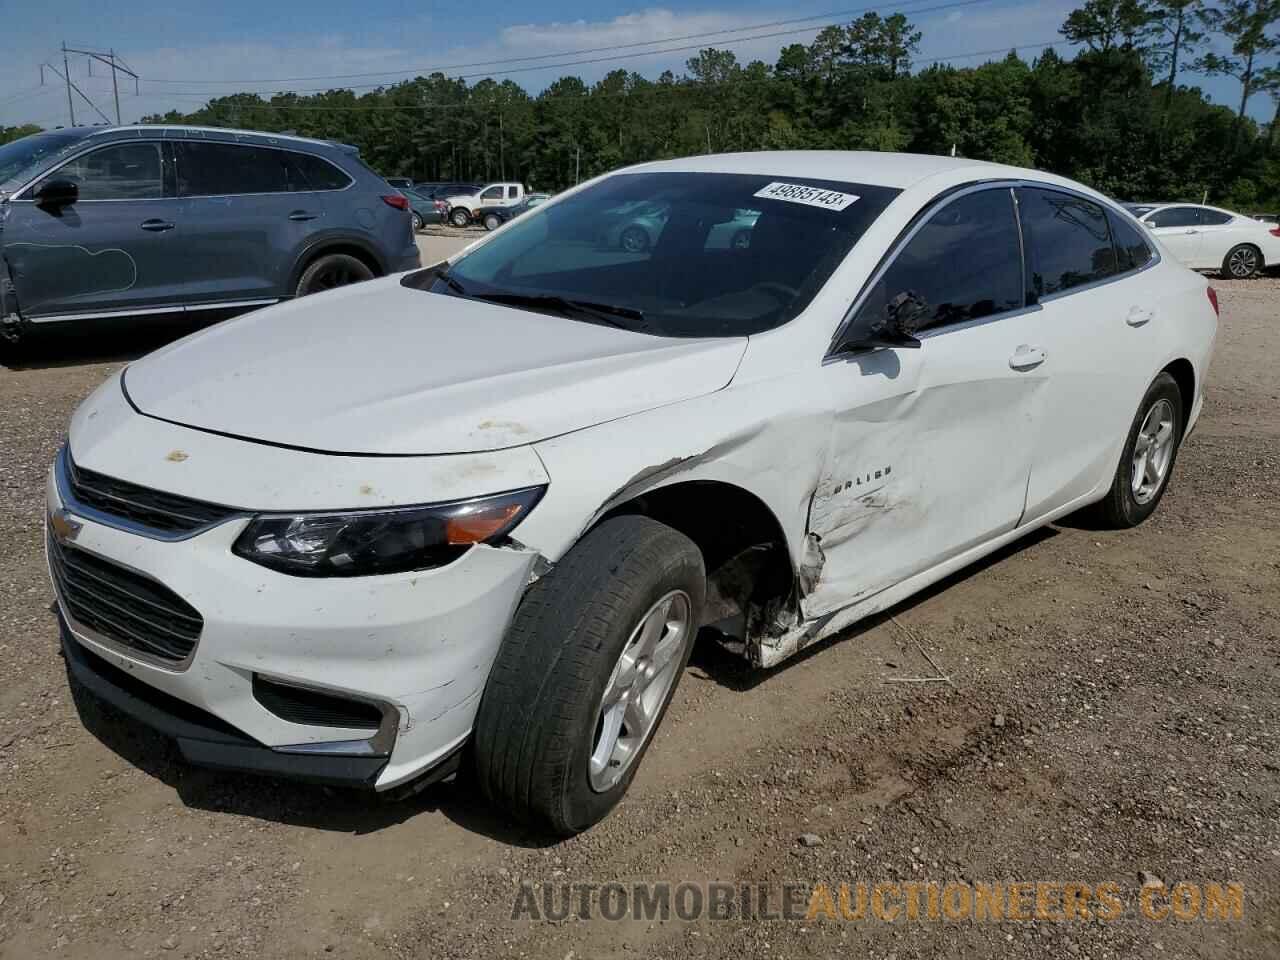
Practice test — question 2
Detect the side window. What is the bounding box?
[1017,188,1117,298]
[853,188,1023,336]
[1198,208,1233,226]
[48,143,163,200]
[1109,212,1154,273]
[507,186,518,199]
[287,152,352,191]
[481,186,503,201]
[1148,206,1200,228]
[174,142,292,197]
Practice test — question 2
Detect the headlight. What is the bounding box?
[232,486,544,577]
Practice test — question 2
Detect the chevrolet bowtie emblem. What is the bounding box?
[49,508,83,545]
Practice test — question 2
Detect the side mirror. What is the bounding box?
[836,291,926,353]
[1142,220,1156,230]
[35,179,78,208]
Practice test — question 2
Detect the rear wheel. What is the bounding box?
[450,207,471,228]
[1094,372,1184,528]
[411,211,425,231]
[620,226,649,253]
[483,213,502,231]
[295,254,375,297]
[473,515,704,835]
[1222,243,1262,279]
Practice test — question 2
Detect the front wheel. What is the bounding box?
[450,207,471,228]
[1094,372,1184,528]
[473,515,704,835]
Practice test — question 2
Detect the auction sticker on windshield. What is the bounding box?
[753,182,860,211]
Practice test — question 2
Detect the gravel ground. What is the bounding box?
[0,276,1277,960]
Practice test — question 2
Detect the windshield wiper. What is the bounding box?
[469,292,646,330]
[437,270,468,296]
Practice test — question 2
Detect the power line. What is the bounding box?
[128,0,996,89]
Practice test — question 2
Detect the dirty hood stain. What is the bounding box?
[124,278,748,455]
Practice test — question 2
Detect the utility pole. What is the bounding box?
[62,42,139,123]
[42,60,111,125]
[62,42,75,126]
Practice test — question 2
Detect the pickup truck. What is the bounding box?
[447,182,527,227]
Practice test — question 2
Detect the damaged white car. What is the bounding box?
[49,152,1217,834]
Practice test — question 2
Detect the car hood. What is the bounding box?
[124,278,748,455]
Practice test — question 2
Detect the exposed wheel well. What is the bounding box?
[294,244,382,291]
[1162,358,1196,435]
[598,480,797,640]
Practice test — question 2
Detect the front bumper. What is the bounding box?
[48,421,546,791]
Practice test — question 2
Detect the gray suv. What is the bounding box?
[0,125,420,349]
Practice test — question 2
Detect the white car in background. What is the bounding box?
[50,152,1217,835]
[1125,202,1280,278]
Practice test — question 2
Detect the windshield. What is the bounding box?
[0,130,90,191]
[415,171,900,337]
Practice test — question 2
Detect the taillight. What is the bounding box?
[1206,286,1219,316]
[381,194,409,211]
[1270,226,1280,237]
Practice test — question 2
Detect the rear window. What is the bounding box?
[421,171,900,337]
[176,142,293,196]
[1017,187,1118,299]
[1199,208,1233,226]
[289,152,352,191]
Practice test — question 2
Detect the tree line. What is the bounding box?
[5,0,1280,208]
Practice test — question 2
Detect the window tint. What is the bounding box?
[853,188,1023,336]
[288,151,352,191]
[1198,208,1233,226]
[1017,188,1117,298]
[1148,206,1200,228]
[175,142,296,196]
[50,142,163,200]
[1109,212,1154,273]
[481,186,503,201]
[507,186,518,199]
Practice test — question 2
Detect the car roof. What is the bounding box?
[74,124,357,154]
[623,150,1078,192]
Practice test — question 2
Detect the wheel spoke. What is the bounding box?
[623,691,650,737]
[634,598,670,659]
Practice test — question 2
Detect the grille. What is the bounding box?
[253,675,383,730]
[49,532,203,663]
[65,449,240,535]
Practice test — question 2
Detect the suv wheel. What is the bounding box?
[473,515,704,835]
[1095,372,1183,528]
[450,207,471,228]
[296,254,375,297]
[483,213,502,231]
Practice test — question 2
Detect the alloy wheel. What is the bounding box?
[1131,398,1176,504]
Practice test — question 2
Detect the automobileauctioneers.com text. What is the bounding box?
[512,880,1245,924]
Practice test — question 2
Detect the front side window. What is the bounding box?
[1198,208,1233,226]
[1109,211,1154,273]
[1017,188,1117,298]
[481,186,503,201]
[174,142,294,196]
[850,187,1024,338]
[44,142,163,201]
[0,130,88,190]
[1148,206,1200,228]
[420,171,901,337]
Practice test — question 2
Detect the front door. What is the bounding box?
[806,186,1046,618]
[5,140,180,319]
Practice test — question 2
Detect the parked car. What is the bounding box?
[477,199,533,231]
[446,182,527,227]
[0,125,420,351]
[385,177,414,189]
[50,152,1216,836]
[1123,202,1280,278]
[403,188,448,231]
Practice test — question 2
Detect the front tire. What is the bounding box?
[295,254,375,297]
[1095,372,1184,528]
[1222,243,1262,279]
[473,515,705,835]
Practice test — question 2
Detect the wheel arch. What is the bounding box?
[287,237,385,294]
[1161,357,1196,436]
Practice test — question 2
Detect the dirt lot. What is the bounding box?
[1,272,1277,960]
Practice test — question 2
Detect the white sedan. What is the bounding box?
[50,152,1217,834]
[1125,202,1280,278]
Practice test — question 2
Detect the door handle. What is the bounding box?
[140,219,175,232]
[1184,229,1199,234]
[1008,344,1047,371]
[1126,306,1154,327]
[288,210,318,221]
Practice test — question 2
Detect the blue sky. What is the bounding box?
[1,0,1274,129]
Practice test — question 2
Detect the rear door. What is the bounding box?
[1146,206,1204,266]
[169,140,322,305]
[806,186,1046,617]
[5,140,181,319]
[1193,206,1238,270]
[1018,188,1156,519]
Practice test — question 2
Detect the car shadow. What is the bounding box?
[687,525,1060,693]
[2,316,223,371]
